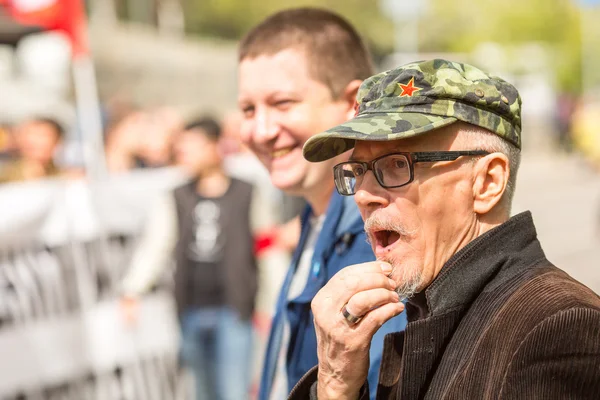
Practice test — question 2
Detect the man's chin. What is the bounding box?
[395,283,420,302]
[381,259,423,300]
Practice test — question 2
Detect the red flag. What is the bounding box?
[2,0,89,57]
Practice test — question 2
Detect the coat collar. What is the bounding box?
[289,191,364,304]
[407,211,544,320]
[301,190,365,238]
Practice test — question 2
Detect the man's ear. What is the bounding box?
[472,153,510,216]
[339,79,363,120]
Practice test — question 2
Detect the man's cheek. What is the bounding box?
[238,124,253,145]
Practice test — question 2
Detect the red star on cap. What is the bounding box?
[398,77,422,97]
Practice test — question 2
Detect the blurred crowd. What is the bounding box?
[0,100,306,399]
[0,102,306,228]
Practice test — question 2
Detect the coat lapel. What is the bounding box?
[376,332,404,400]
[379,309,462,400]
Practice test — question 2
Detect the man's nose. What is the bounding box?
[354,171,390,211]
[254,108,279,144]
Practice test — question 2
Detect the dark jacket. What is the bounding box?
[173,178,258,320]
[259,191,407,400]
[290,211,600,399]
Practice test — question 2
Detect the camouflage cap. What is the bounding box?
[303,59,522,162]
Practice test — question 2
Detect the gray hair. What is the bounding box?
[457,123,521,216]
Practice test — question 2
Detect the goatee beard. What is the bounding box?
[377,254,422,302]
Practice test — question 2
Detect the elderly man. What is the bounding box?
[289,59,600,400]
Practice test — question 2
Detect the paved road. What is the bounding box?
[512,151,600,293]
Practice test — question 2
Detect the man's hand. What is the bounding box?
[312,261,404,400]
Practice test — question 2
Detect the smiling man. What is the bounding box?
[237,8,407,400]
[289,59,600,399]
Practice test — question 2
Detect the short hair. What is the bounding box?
[183,116,221,141]
[457,122,521,215]
[238,7,374,98]
[28,117,65,139]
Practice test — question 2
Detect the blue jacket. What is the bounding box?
[258,191,407,400]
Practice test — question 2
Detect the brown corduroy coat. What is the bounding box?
[289,212,600,400]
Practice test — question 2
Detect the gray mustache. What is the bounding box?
[364,213,415,242]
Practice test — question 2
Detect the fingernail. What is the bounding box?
[388,278,397,290]
[380,262,392,274]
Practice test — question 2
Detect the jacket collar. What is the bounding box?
[289,191,364,304]
[407,211,544,320]
[301,190,365,237]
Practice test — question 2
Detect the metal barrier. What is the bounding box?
[0,169,187,400]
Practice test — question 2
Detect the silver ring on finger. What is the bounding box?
[341,303,362,325]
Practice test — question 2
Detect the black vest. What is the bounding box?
[173,177,257,320]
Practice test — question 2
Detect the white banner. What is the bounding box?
[0,168,188,399]
[0,293,179,396]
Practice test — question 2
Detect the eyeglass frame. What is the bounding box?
[333,150,490,196]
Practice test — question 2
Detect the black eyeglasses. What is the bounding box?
[333,151,489,196]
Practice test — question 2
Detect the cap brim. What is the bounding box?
[303,112,458,162]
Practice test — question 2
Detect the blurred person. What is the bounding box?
[105,110,147,172]
[571,98,600,170]
[105,107,181,172]
[103,93,138,133]
[0,123,15,160]
[0,117,64,183]
[0,124,14,149]
[570,99,600,240]
[289,60,600,400]
[555,93,576,152]
[121,116,257,400]
[135,107,181,168]
[237,8,407,400]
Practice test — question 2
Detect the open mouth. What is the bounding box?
[372,230,401,252]
[271,146,295,158]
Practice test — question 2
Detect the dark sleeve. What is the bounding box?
[500,307,600,399]
[288,366,370,400]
